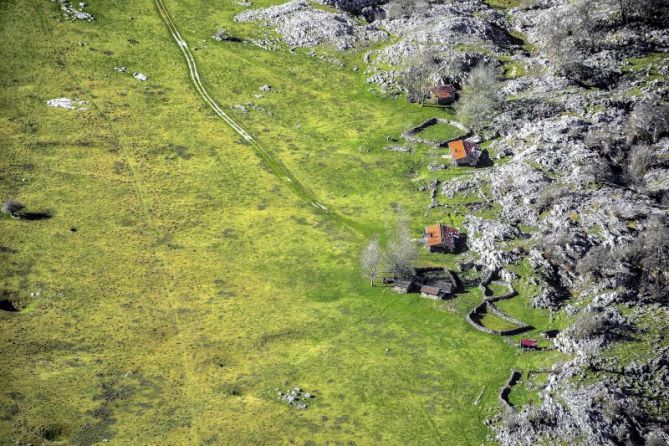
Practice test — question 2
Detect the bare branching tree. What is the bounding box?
[625,101,669,145]
[456,63,501,132]
[360,237,382,286]
[400,50,437,103]
[1,199,25,219]
[540,0,601,77]
[386,0,429,20]
[609,0,669,25]
[384,211,418,279]
[626,144,656,185]
[634,220,669,303]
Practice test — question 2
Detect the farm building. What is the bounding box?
[420,281,454,300]
[393,280,418,294]
[391,267,458,300]
[448,139,481,167]
[424,223,460,253]
[426,85,457,105]
[520,339,538,349]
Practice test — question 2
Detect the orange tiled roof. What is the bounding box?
[448,140,467,160]
[424,223,459,247]
[425,224,443,247]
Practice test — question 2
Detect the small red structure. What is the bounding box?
[427,85,457,105]
[520,339,538,349]
[448,139,481,167]
[424,223,460,253]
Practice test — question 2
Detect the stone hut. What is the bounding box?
[420,282,454,300]
[393,280,418,294]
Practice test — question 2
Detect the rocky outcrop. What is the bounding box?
[495,345,669,446]
[234,0,387,50]
[317,0,383,14]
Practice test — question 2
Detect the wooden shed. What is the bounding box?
[424,223,460,253]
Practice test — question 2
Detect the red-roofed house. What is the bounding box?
[424,223,460,253]
[448,139,481,167]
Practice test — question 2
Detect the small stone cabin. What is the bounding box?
[427,85,457,105]
[420,281,454,300]
[391,267,458,300]
[424,223,460,253]
[393,280,418,294]
[448,139,481,167]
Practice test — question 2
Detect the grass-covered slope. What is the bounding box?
[0,1,562,444]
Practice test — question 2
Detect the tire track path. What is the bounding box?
[153,0,362,235]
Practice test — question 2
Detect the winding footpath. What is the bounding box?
[153,0,361,234]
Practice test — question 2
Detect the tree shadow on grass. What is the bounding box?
[20,211,53,221]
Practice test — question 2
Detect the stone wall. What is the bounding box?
[499,370,522,409]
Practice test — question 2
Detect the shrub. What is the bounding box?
[570,313,609,340]
[1,199,25,218]
[576,245,614,278]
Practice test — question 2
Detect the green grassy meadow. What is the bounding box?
[0,0,565,444]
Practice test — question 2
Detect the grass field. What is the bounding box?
[412,121,463,142]
[0,0,565,444]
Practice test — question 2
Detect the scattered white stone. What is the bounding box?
[53,0,94,21]
[133,72,148,81]
[46,98,89,111]
[114,66,128,73]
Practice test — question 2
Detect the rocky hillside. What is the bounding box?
[235,0,669,444]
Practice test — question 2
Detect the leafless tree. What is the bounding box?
[400,50,437,103]
[360,237,382,286]
[609,0,669,25]
[1,199,25,218]
[386,0,429,20]
[456,63,501,131]
[625,101,669,145]
[626,144,656,185]
[384,211,418,279]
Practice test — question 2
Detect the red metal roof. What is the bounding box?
[520,339,538,348]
